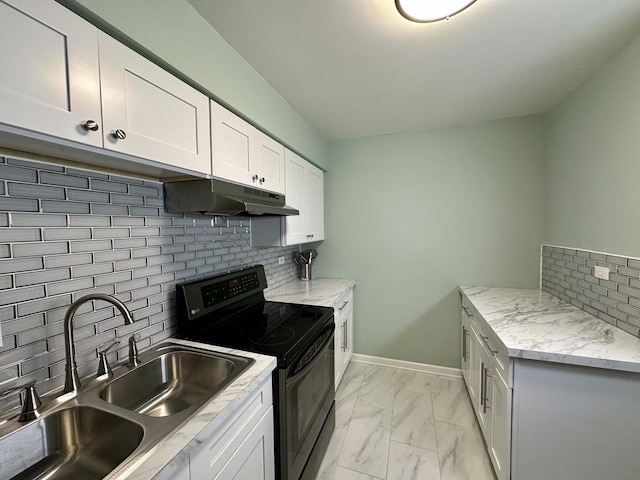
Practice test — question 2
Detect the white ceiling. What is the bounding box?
[187,0,640,142]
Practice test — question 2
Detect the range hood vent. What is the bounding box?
[164,178,299,216]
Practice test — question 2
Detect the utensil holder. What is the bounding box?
[300,264,312,281]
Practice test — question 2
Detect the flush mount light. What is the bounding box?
[395,0,478,23]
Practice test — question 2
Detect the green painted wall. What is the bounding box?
[315,117,545,367]
[62,0,328,169]
[545,33,640,257]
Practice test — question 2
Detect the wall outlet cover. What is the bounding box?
[594,265,610,280]
[278,256,285,265]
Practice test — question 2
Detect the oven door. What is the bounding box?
[284,323,335,480]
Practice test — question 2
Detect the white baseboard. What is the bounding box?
[350,353,462,378]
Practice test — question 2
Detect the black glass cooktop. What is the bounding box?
[181,301,334,367]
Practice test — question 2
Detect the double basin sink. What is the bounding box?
[0,343,254,480]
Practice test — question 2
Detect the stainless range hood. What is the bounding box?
[164,178,299,216]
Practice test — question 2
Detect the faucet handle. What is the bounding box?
[96,340,121,378]
[0,380,42,422]
[128,333,141,367]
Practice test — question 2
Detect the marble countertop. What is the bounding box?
[266,277,356,308]
[108,339,277,480]
[460,286,640,373]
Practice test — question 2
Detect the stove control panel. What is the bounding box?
[177,265,268,324]
[202,271,261,307]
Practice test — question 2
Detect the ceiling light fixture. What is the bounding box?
[395,0,478,23]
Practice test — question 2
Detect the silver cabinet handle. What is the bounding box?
[479,361,485,407]
[338,300,349,311]
[252,175,259,182]
[482,366,493,414]
[462,306,473,317]
[342,320,347,351]
[462,325,468,361]
[81,120,99,131]
[480,335,498,356]
[112,129,127,140]
[259,177,265,183]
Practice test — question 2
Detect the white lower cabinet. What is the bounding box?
[461,301,511,480]
[333,288,354,389]
[463,292,640,480]
[189,377,275,480]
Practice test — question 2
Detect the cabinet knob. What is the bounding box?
[81,120,99,132]
[259,177,265,183]
[112,129,127,140]
[252,175,259,182]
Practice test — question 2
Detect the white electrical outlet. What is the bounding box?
[594,265,610,280]
[278,256,285,265]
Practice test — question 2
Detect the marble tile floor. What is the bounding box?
[314,362,497,480]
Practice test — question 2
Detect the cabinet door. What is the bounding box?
[98,32,211,175]
[467,325,481,408]
[461,310,471,383]
[341,301,354,374]
[477,346,494,438]
[334,314,344,390]
[487,372,511,480]
[305,163,325,241]
[0,0,102,146]
[283,150,308,245]
[253,131,285,194]
[211,101,254,186]
[207,407,275,480]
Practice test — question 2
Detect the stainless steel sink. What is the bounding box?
[0,405,143,480]
[99,345,254,417]
[0,342,255,479]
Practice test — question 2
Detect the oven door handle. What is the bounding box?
[286,324,335,388]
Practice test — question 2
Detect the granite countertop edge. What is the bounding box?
[459,286,640,374]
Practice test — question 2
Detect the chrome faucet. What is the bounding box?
[63,294,134,394]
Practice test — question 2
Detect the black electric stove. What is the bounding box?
[175,265,336,480]
[175,266,333,364]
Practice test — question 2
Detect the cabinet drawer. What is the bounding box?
[461,293,510,387]
[332,288,353,316]
[474,313,510,387]
[190,377,273,478]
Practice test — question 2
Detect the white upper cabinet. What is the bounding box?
[0,0,102,147]
[284,149,324,245]
[210,100,252,185]
[254,130,285,194]
[250,149,325,247]
[304,160,325,241]
[98,32,211,175]
[211,101,285,194]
